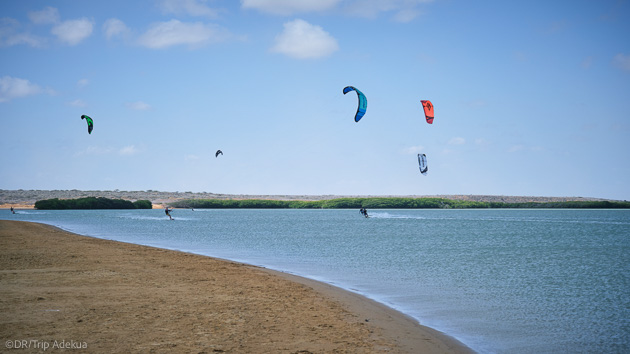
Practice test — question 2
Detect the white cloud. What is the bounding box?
[448,137,466,145]
[119,145,139,155]
[344,0,432,21]
[159,0,219,18]
[0,76,42,102]
[0,18,45,47]
[508,144,525,153]
[77,79,89,88]
[613,53,630,73]
[271,19,338,59]
[68,99,88,107]
[103,18,130,40]
[402,145,425,155]
[242,0,431,20]
[393,9,421,23]
[28,7,60,25]
[242,0,340,15]
[1,32,44,47]
[137,20,229,49]
[126,101,152,111]
[52,18,94,45]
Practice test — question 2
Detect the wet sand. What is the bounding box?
[0,220,471,353]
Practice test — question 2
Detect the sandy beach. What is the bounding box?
[0,220,471,353]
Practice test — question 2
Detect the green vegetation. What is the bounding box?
[35,197,152,210]
[171,197,630,209]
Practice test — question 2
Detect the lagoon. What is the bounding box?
[3,208,629,353]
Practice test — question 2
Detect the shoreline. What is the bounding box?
[1,189,615,210]
[1,220,472,353]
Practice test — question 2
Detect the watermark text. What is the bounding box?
[6,339,87,351]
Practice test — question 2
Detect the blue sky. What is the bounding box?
[1,0,629,200]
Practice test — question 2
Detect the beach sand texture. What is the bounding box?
[0,220,470,353]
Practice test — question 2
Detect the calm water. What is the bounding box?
[3,209,629,353]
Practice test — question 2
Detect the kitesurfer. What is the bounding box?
[165,207,173,220]
[10,207,15,214]
[363,208,369,218]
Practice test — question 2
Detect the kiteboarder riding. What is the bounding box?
[165,207,173,220]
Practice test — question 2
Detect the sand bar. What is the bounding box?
[0,220,472,353]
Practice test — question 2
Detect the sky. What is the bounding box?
[1,0,629,200]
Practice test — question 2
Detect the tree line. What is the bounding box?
[171,197,630,209]
[35,197,152,210]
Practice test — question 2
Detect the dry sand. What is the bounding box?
[0,220,471,353]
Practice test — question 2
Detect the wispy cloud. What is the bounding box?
[125,101,152,111]
[3,7,93,47]
[512,50,528,62]
[28,6,60,25]
[581,56,594,69]
[119,145,139,155]
[343,0,433,22]
[402,145,425,154]
[271,19,338,59]
[137,20,231,49]
[159,0,219,18]
[242,0,431,21]
[68,99,88,107]
[0,76,44,102]
[613,53,630,73]
[103,18,130,40]
[51,18,94,45]
[77,78,89,88]
[242,0,340,15]
[448,137,466,145]
[0,18,45,47]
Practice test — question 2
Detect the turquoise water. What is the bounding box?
[3,209,629,353]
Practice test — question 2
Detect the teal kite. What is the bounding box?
[343,86,367,122]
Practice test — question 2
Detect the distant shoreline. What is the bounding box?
[0,189,619,209]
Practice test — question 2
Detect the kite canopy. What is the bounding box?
[81,115,93,134]
[418,153,428,175]
[343,86,367,122]
[421,100,434,124]
[215,150,223,158]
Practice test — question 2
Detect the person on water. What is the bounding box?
[165,206,173,220]
[363,208,368,218]
[10,207,15,214]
